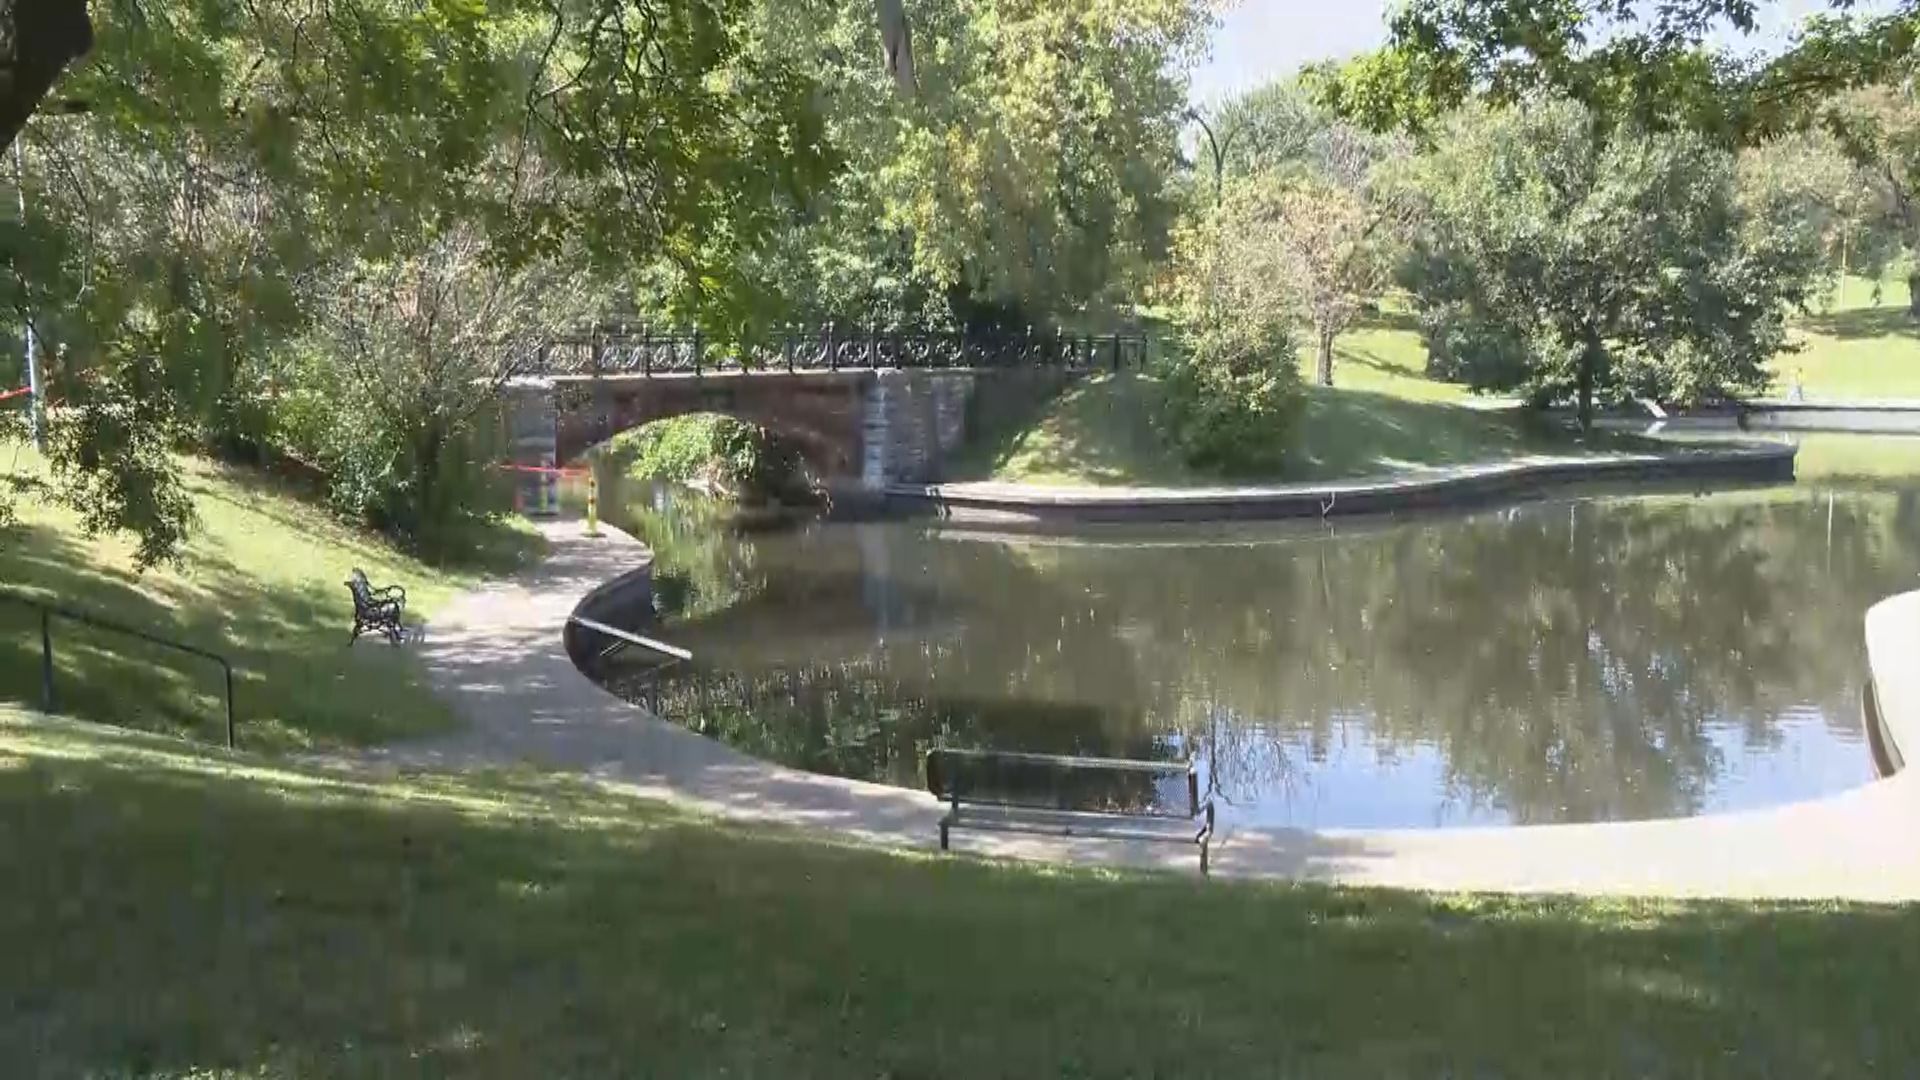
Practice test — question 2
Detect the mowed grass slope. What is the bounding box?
[965,279,1920,488]
[1779,275,1920,400]
[0,449,541,749]
[958,311,1626,487]
[3,710,1917,1078]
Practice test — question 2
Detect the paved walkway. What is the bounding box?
[402,519,1920,900]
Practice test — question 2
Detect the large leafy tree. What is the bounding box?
[1824,78,1920,315]
[728,0,1210,331]
[4,0,832,561]
[1192,79,1408,387]
[1323,0,1920,142]
[1402,99,1827,425]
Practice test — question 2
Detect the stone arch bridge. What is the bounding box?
[505,328,1148,506]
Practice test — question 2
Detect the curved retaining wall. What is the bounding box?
[1865,592,1920,776]
[889,444,1796,525]
[562,556,656,670]
[483,507,1920,900]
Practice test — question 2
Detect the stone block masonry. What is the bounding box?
[507,367,1077,500]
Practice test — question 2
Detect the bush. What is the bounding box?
[610,415,812,504]
[1162,319,1305,475]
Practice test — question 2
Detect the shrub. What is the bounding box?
[610,415,812,504]
[1162,319,1304,475]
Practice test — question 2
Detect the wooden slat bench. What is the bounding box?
[926,748,1216,876]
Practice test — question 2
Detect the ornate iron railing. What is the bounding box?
[535,326,1153,377]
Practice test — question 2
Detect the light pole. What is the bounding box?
[1185,107,1238,209]
[13,140,41,449]
[11,98,85,450]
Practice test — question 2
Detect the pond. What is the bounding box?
[581,435,1920,831]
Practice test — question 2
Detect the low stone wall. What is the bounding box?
[560,556,655,672]
[889,443,1797,525]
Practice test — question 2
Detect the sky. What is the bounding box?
[1186,0,1895,108]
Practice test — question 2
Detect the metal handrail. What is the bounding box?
[568,615,693,661]
[1,588,238,748]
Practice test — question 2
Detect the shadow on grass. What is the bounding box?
[0,520,458,751]
[3,723,1918,1076]
[1290,388,1624,481]
[949,373,1201,487]
[189,462,545,579]
[1800,305,1920,341]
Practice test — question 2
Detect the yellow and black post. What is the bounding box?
[585,464,601,537]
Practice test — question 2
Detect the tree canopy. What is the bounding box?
[1401,98,1830,423]
[1323,0,1920,142]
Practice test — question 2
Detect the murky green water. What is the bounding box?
[585,437,1920,830]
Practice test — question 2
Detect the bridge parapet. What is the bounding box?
[537,327,1150,378]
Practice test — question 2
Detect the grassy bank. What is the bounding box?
[0,449,540,749]
[962,280,1920,488]
[1781,275,1920,399]
[3,710,1915,1077]
[958,370,1623,488]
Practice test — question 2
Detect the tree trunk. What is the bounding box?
[1316,327,1334,388]
[1908,268,1920,321]
[1577,338,1600,431]
[1,0,94,151]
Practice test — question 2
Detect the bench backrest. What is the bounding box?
[345,568,377,613]
[925,747,1198,819]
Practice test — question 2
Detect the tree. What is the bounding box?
[1270,179,1392,388]
[1163,173,1306,473]
[4,0,835,561]
[1401,99,1827,425]
[279,228,604,541]
[1824,80,1920,315]
[1322,0,1920,142]
[736,0,1211,330]
[1194,77,1410,387]
[1737,126,1902,302]
[0,0,92,150]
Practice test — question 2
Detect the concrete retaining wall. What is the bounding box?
[889,443,1798,526]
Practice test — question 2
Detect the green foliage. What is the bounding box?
[1401,99,1829,421]
[1163,320,1303,475]
[1,0,835,561]
[1324,0,1920,143]
[609,415,809,504]
[1823,79,1920,310]
[724,0,1211,330]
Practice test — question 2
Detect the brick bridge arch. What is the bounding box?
[507,368,1067,507]
[552,372,871,477]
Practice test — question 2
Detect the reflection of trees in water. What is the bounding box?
[597,483,1919,825]
[598,475,765,621]
[596,526,1182,806]
[1055,490,1918,823]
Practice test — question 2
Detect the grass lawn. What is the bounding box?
[1779,275,1920,400]
[3,709,1917,1077]
[955,317,1632,487]
[962,280,1920,488]
[0,448,541,750]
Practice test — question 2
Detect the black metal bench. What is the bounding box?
[345,568,408,645]
[926,748,1216,876]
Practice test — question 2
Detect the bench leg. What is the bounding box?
[1200,836,1210,878]
[939,820,950,852]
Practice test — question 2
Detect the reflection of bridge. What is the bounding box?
[506,328,1149,505]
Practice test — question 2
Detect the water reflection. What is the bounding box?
[590,470,1915,830]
